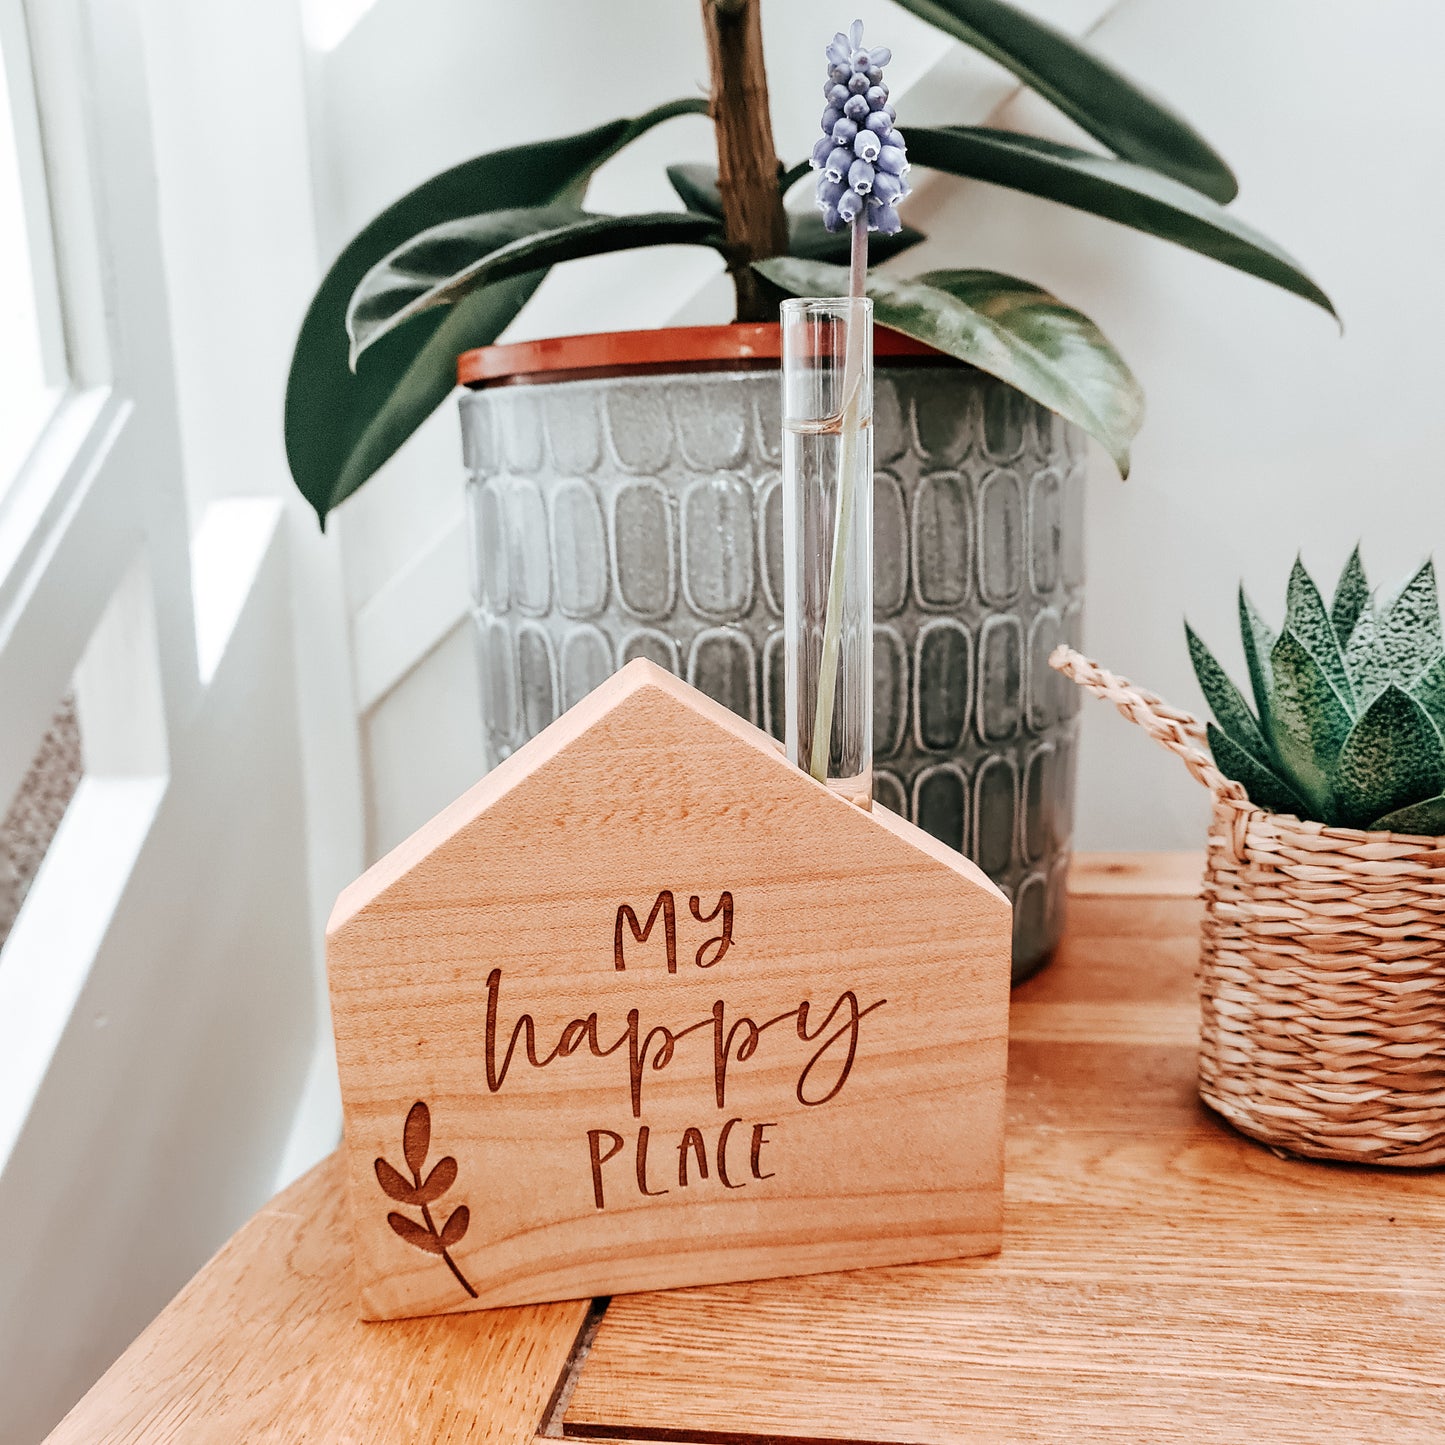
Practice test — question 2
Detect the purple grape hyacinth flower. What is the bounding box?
[809,19,909,235]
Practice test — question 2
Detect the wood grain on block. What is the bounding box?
[327,660,1012,1319]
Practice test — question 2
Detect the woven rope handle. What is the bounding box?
[1048,645,1247,805]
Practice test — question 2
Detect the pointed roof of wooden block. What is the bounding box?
[329,659,1007,936]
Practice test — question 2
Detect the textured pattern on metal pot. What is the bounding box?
[461,365,1084,980]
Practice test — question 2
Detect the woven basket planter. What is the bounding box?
[1052,645,1445,1168]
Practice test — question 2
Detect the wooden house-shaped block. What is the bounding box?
[327,660,1012,1319]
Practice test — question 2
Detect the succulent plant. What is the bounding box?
[1187,550,1445,834]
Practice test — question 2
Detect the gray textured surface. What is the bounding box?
[461,365,1084,978]
[0,696,83,952]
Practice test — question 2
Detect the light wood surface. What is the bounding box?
[50,854,1445,1443]
[45,1156,590,1444]
[564,863,1445,1444]
[328,660,1011,1318]
[1066,848,1203,896]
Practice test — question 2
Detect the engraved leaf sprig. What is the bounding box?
[375,1101,477,1298]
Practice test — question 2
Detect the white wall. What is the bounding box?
[141,0,366,1183]
[305,0,1445,858]
[919,0,1445,849]
[143,0,364,946]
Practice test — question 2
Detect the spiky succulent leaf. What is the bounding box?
[1238,587,1278,743]
[1206,722,1307,818]
[1330,546,1369,649]
[1186,623,1268,759]
[1285,558,1355,714]
[1330,684,1445,830]
[1411,654,1445,736]
[1204,553,1445,828]
[1268,629,1353,817]
[1369,793,1445,836]
[1376,560,1443,688]
[1342,603,1393,710]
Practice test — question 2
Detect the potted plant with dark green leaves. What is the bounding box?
[1053,551,1445,1166]
[285,0,1333,980]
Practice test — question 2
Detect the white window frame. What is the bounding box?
[0,0,192,1143]
[0,0,192,802]
[0,0,65,484]
[0,0,363,1184]
[0,0,366,1431]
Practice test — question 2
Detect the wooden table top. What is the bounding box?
[48,853,1445,1444]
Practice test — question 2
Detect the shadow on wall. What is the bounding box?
[906,0,1439,849]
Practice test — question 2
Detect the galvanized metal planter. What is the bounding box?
[459,348,1084,981]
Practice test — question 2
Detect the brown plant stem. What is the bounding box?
[700,0,788,322]
[418,1183,477,1298]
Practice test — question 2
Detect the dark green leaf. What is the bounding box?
[1206,723,1306,818]
[331,281,539,526]
[1342,604,1392,710]
[1376,560,1443,687]
[1330,545,1369,648]
[755,259,1143,475]
[890,0,1237,201]
[667,162,723,217]
[1186,623,1267,759]
[908,127,1336,320]
[1239,587,1277,737]
[342,204,572,364]
[348,208,723,365]
[785,212,925,264]
[284,98,707,525]
[1331,685,1445,830]
[1369,793,1445,836]
[1268,629,1353,817]
[1344,563,1445,708]
[779,158,814,195]
[1411,654,1445,735]
[1285,557,1354,713]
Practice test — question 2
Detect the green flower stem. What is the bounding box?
[808,218,868,789]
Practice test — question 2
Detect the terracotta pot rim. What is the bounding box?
[457,321,961,390]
